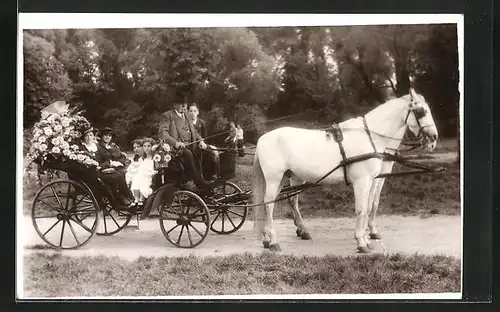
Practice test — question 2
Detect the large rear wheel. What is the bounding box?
[31,179,99,249]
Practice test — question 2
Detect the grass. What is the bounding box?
[23,252,460,297]
[22,139,460,219]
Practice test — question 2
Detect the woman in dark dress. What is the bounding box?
[80,126,134,207]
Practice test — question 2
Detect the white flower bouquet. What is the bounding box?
[27,108,100,172]
[152,141,173,170]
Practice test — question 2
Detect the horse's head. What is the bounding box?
[404,88,439,152]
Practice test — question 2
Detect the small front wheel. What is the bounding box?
[95,195,132,236]
[159,190,210,248]
[209,182,248,235]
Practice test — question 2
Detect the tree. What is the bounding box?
[23,31,73,127]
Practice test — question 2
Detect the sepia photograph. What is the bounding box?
[17,13,463,299]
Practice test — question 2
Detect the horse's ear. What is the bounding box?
[409,88,417,99]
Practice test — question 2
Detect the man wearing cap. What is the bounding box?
[158,96,214,190]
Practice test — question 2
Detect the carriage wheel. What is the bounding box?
[209,181,249,235]
[95,196,132,236]
[31,179,100,250]
[159,190,210,248]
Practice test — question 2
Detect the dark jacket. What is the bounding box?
[158,109,203,146]
[96,141,130,170]
[192,118,208,139]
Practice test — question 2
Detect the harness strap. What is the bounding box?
[329,124,350,185]
[363,116,377,152]
[338,139,350,185]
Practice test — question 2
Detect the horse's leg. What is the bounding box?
[368,177,386,240]
[353,177,373,253]
[288,175,311,240]
[368,160,394,240]
[364,179,380,250]
[264,179,282,251]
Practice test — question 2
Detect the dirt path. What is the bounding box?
[22,215,461,261]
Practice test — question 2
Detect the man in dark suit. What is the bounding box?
[158,97,213,189]
[187,102,219,180]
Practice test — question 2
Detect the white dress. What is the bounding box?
[131,157,155,199]
[125,157,142,186]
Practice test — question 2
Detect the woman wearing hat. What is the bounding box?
[80,126,134,207]
[97,127,131,173]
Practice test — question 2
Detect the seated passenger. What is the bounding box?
[80,126,135,207]
[187,102,219,180]
[125,138,144,187]
[130,137,156,205]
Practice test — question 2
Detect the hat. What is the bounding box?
[100,127,114,136]
[82,126,97,136]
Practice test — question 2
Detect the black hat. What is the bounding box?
[82,126,97,136]
[100,127,114,136]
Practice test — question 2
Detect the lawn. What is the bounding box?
[23,252,460,297]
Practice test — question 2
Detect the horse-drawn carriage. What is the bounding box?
[31,147,251,250]
[29,89,445,253]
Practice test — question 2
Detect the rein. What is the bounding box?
[224,151,445,208]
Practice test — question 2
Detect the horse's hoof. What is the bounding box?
[300,232,312,240]
[357,246,372,254]
[263,241,270,249]
[296,229,302,237]
[369,233,382,240]
[367,242,375,250]
[269,244,281,252]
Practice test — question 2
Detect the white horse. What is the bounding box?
[252,89,438,253]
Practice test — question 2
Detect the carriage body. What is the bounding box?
[30,148,248,250]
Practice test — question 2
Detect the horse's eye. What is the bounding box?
[413,107,426,119]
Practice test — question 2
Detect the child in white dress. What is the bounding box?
[125,139,144,188]
[131,138,156,205]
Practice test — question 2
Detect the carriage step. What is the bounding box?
[125,214,141,229]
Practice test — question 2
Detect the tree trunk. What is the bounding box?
[394,59,410,97]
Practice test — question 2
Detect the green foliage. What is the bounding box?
[23,32,73,127]
[22,24,460,153]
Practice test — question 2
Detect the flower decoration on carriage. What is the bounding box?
[152,140,173,170]
[27,102,99,170]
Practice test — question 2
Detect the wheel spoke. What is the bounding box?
[34,213,60,219]
[42,219,61,236]
[166,224,180,235]
[186,226,193,246]
[210,211,222,227]
[59,220,66,247]
[38,198,64,213]
[221,212,225,232]
[103,211,108,233]
[177,197,183,214]
[224,212,237,229]
[49,184,65,211]
[64,183,72,211]
[176,225,185,245]
[226,209,244,218]
[188,223,204,237]
[69,216,94,233]
[165,205,181,215]
[67,219,81,245]
[107,210,121,228]
[72,194,90,209]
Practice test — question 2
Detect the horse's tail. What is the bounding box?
[252,151,267,237]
